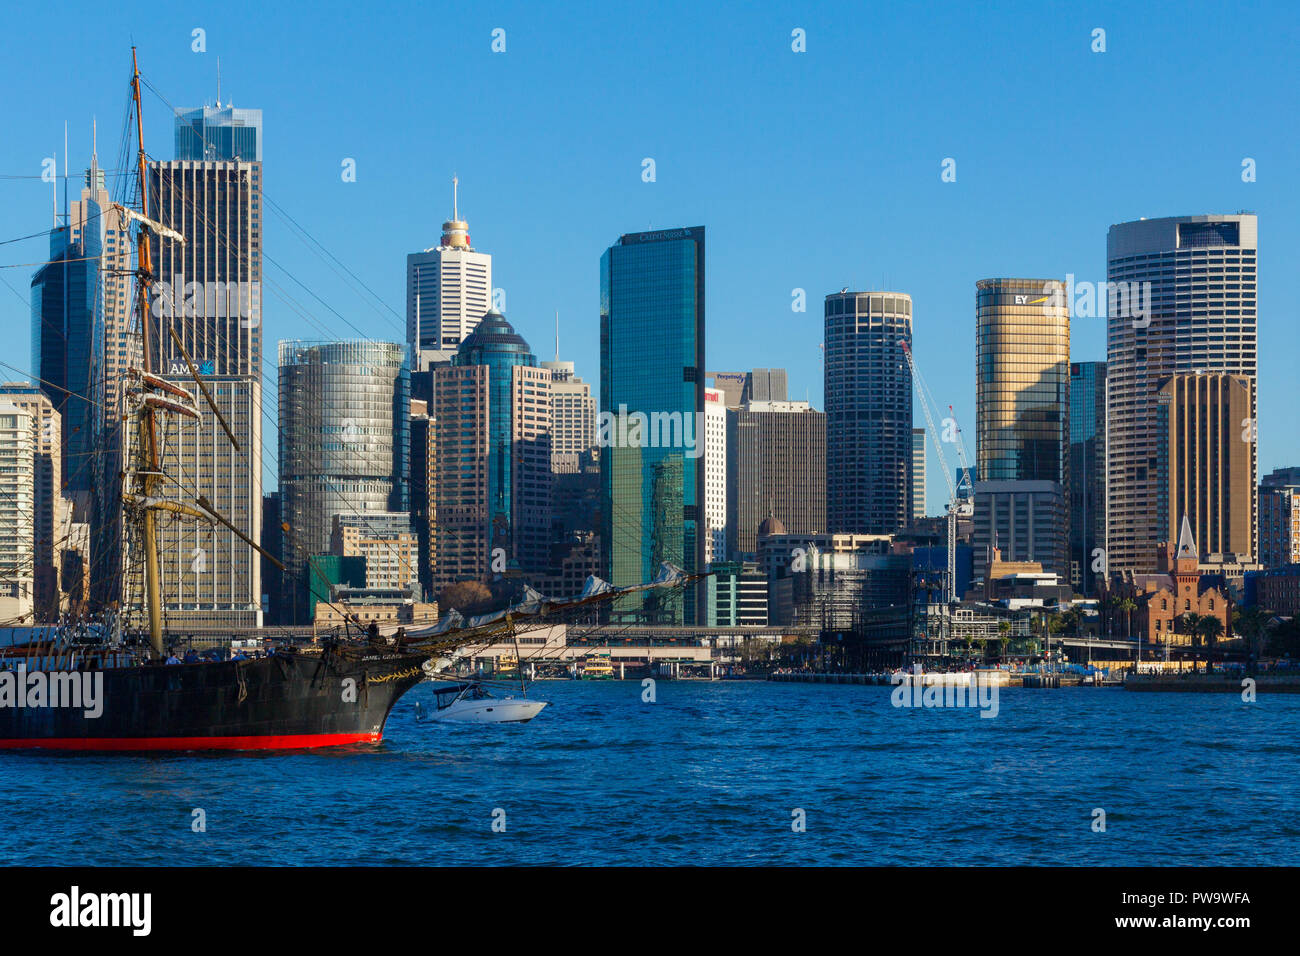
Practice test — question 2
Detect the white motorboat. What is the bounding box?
[416,681,548,724]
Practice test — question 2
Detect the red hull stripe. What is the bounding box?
[0,732,381,751]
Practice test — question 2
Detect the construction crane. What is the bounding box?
[901,340,973,603]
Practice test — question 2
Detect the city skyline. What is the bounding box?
[2,4,1295,517]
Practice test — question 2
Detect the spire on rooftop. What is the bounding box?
[1176,515,1198,561]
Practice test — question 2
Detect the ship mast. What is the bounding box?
[121,50,284,657]
[130,47,165,658]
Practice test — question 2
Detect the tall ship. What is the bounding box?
[0,50,702,751]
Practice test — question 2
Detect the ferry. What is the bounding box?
[578,654,615,680]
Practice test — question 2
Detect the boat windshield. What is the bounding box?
[434,683,492,710]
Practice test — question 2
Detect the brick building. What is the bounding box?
[1107,516,1231,645]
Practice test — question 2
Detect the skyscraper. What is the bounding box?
[278,340,410,623]
[1106,214,1258,573]
[146,158,262,376]
[136,107,265,628]
[1070,361,1107,595]
[0,405,34,622]
[726,399,826,560]
[1155,372,1255,561]
[975,278,1070,484]
[703,387,727,565]
[69,147,134,429]
[407,179,492,365]
[409,397,436,598]
[30,219,102,505]
[1259,467,1300,568]
[0,385,62,621]
[431,311,552,589]
[706,369,789,409]
[542,358,596,471]
[600,227,705,624]
[71,145,134,610]
[974,278,1070,580]
[824,291,912,535]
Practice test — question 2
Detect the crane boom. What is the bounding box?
[901,340,967,604]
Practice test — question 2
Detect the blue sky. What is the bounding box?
[1,0,1296,513]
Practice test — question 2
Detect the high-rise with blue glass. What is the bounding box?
[174,104,262,161]
[431,310,552,590]
[30,217,103,504]
[600,227,706,624]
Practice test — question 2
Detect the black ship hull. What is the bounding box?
[0,646,429,751]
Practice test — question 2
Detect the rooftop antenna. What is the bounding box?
[89,117,99,191]
[452,175,459,220]
[216,56,221,108]
[554,310,559,362]
[62,121,70,227]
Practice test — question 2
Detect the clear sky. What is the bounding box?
[1,0,1295,514]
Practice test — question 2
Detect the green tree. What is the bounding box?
[1180,612,1203,673]
[1198,616,1224,674]
[1119,598,1137,641]
[1061,606,1083,637]
[1234,605,1271,671]
[437,579,495,617]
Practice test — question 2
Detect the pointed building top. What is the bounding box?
[1176,515,1198,561]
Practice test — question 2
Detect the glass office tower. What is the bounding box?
[174,105,263,161]
[975,278,1071,485]
[278,340,410,623]
[30,219,104,501]
[973,278,1071,580]
[452,309,550,570]
[600,227,705,624]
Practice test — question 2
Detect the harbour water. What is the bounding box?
[1,681,1296,866]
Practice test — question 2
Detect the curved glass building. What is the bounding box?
[975,278,1070,484]
[973,278,1071,580]
[453,309,539,559]
[278,340,409,622]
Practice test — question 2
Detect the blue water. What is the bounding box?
[1,681,1296,866]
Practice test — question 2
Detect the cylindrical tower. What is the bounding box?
[823,291,913,535]
[277,340,409,622]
